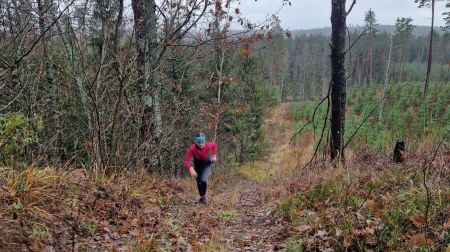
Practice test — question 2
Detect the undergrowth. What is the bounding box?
[275,155,450,251]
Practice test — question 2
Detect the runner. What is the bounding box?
[184,132,217,204]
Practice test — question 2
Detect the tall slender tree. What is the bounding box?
[269,15,284,100]
[131,0,161,169]
[379,35,393,120]
[415,0,444,96]
[394,17,414,82]
[364,8,378,85]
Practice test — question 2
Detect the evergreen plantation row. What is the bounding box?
[291,84,450,154]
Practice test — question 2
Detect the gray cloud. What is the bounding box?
[238,0,448,29]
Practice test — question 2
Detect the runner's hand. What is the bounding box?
[189,167,197,178]
[211,155,217,163]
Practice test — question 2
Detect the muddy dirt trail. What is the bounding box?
[164,103,300,251]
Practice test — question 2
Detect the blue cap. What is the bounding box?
[195,136,205,142]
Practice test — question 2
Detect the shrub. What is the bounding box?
[0,113,42,165]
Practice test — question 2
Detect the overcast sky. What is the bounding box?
[237,0,449,29]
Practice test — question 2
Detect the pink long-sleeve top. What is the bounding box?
[184,142,217,169]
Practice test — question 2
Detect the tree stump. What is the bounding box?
[393,140,405,163]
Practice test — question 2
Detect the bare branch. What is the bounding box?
[303,93,330,169]
[13,0,76,66]
[346,0,356,16]
[422,131,449,248]
[343,27,367,55]
[294,80,332,171]
[343,85,392,149]
[288,121,312,145]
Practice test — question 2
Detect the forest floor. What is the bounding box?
[139,103,307,251]
[1,103,449,251]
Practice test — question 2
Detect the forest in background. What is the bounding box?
[1,0,448,174]
[257,17,450,102]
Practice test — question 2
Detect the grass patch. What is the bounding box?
[219,209,237,221]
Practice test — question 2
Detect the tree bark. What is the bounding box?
[379,35,393,121]
[330,0,347,160]
[446,61,449,87]
[132,0,162,170]
[322,52,328,97]
[367,38,373,85]
[213,9,224,143]
[424,0,435,97]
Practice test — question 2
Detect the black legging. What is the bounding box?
[194,158,212,197]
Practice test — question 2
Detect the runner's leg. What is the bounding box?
[199,164,211,196]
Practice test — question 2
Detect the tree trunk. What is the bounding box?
[446,61,449,87]
[367,36,373,86]
[322,52,328,97]
[357,54,362,87]
[379,35,393,121]
[398,46,405,82]
[302,63,307,101]
[38,0,62,164]
[424,0,435,97]
[274,38,281,99]
[401,48,407,82]
[330,0,347,160]
[132,0,162,170]
[57,20,101,167]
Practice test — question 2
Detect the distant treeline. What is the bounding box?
[289,24,448,37]
[253,23,450,101]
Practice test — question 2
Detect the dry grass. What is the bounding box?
[0,166,183,251]
[276,152,450,251]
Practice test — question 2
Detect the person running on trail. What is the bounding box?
[184,132,217,204]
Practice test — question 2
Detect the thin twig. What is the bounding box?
[288,121,312,145]
[287,82,331,146]
[355,187,374,212]
[422,131,448,249]
[301,81,332,171]
[14,0,76,66]
[343,27,368,56]
[343,85,393,149]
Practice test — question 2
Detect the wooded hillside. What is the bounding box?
[0,0,449,250]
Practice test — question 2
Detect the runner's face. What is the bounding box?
[195,141,205,149]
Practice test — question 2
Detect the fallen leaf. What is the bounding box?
[335,228,342,237]
[117,225,128,235]
[298,225,311,233]
[366,200,377,211]
[410,215,426,228]
[364,227,375,235]
[343,234,353,247]
[316,230,327,240]
[442,218,450,231]
[406,234,428,246]
[314,202,324,211]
